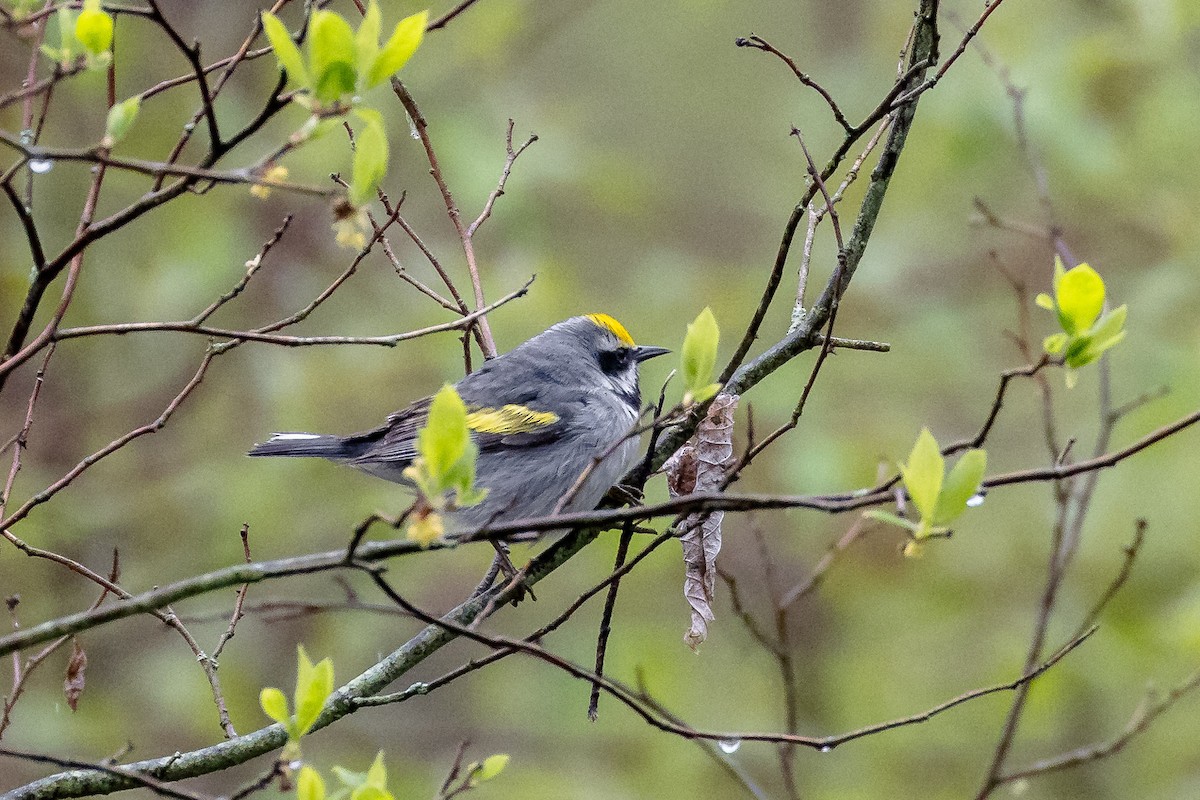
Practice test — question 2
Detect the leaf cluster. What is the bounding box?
[1039,258,1127,387]
[258,650,508,799]
[262,3,426,106]
[868,428,987,556]
[259,2,427,232]
[41,0,113,69]
[403,385,488,546]
[259,645,335,754]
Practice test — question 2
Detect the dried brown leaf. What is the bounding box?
[64,638,87,712]
[665,393,738,650]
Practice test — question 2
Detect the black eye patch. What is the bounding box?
[598,348,634,375]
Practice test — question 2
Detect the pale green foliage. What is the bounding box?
[257,645,335,749]
[296,767,326,800]
[40,0,116,72]
[366,9,427,87]
[1037,257,1127,387]
[333,753,396,800]
[472,754,510,783]
[309,11,357,103]
[418,386,471,484]
[349,108,389,207]
[403,386,487,546]
[261,13,309,88]
[355,2,382,83]
[899,427,942,524]
[868,428,986,555]
[40,7,78,68]
[258,687,289,725]
[680,307,722,405]
[102,97,140,148]
[74,0,113,63]
[933,448,987,527]
[294,645,335,736]
[261,3,427,103]
[258,4,428,229]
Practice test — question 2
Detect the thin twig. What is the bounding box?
[735,36,852,133]
[390,82,498,357]
[995,665,1200,784]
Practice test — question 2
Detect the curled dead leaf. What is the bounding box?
[664,393,738,650]
[64,638,87,712]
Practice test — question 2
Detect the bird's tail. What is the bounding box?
[248,433,357,459]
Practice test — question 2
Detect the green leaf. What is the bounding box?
[316,62,356,103]
[445,444,487,508]
[680,307,720,403]
[1039,257,1126,382]
[355,0,382,87]
[864,509,919,533]
[418,386,470,483]
[1042,332,1068,355]
[366,10,428,87]
[293,645,334,737]
[1055,263,1105,334]
[259,686,290,725]
[364,752,387,788]
[44,8,78,66]
[899,428,943,523]
[74,0,113,56]
[933,449,986,526]
[1063,333,1094,367]
[309,10,357,102]
[331,767,365,788]
[475,754,510,782]
[349,787,391,800]
[1085,304,1127,355]
[261,13,310,88]
[103,96,140,148]
[407,384,485,515]
[1068,323,1127,369]
[349,107,389,207]
[297,766,326,800]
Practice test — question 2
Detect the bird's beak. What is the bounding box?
[634,345,671,363]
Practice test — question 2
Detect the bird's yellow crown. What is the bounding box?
[585,313,635,346]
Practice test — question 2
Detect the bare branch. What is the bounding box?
[735,35,852,133]
[997,665,1200,784]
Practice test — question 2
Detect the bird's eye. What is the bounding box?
[598,348,633,375]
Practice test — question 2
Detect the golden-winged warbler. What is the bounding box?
[250,314,669,532]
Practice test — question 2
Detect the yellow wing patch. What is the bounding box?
[466,404,560,435]
[585,313,636,346]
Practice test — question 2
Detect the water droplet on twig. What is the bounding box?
[717,738,741,754]
[28,159,53,174]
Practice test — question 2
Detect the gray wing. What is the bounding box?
[347,357,580,469]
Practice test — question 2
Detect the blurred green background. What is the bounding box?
[2,0,1199,797]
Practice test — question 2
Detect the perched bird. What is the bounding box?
[250,314,669,532]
